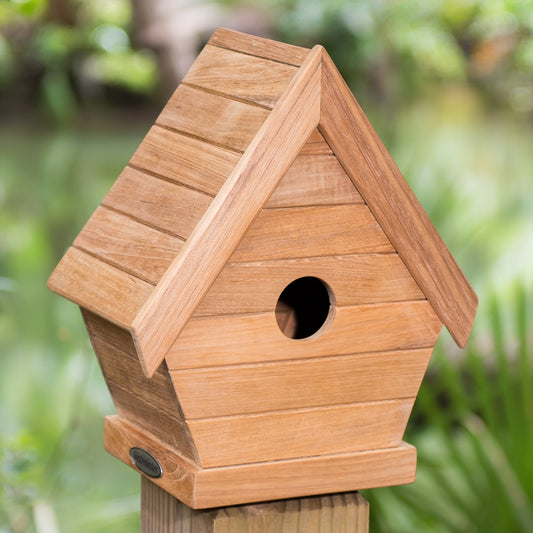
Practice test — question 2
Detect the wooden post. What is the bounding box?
[141,478,369,533]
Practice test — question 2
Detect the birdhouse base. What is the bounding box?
[104,415,417,509]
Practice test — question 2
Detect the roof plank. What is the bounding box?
[130,125,239,196]
[157,84,269,152]
[319,51,477,347]
[183,45,297,108]
[102,166,211,241]
[208,27,310,66]
[47,247,152,330]
[132,45,324,377]
[74,206,183,285]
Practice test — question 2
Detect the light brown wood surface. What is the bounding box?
[195,253,424,317]
[171,347,432,418]
[74,206,183,285]
[299,129,333,155]
[209,27,310,67]
[183,45,297,108]
[103,166,211,241]
[266,154,362,207]
[47,247,151,329]
[188,398,413,467]
[130,125,239,196]
[166,300,442,370]
[230,204,393,262]
[133,45,323,377]
[319,50,477,346]
[141,478,369,533]
[107,383,199,464]
[105,415,416,509]
[157,84,268,153]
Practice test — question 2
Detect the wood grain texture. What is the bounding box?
[193,442,415,509]
[157,84,269,152]
[319,50,477,347]
[133,45,323,377]
[183,45,297,108]
[167,300,442,370]
[107,383,200,464]
[81,309,137,356]
[300,129,333,155]
[141,478,368,533]
[102,166,211,241]
[194,253,424,317]
[266,154,362,208]
[208,27,310,67]
[105,415,416,509]
[88,333,180,417]
[188,399,413,467]
[104,416,198,506]
[130,126,239,196]
[74,206,182,285]
[47,247,152,329]
[171,347,432,419]
[230,204,394,262]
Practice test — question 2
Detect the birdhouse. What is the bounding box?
[48,28,477,509]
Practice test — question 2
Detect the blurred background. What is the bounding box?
[1,0,532,531]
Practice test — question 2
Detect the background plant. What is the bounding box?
[1,1,532,531]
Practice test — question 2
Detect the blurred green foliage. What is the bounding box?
[1,0,533,531]
[0,0,157,122]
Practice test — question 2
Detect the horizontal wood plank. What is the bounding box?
[157,84,269,152]
[48,247,151,329]
[102,166,211,240]
[82,309,135,353]
[82,309,163,377]
[266,154,362,208]
[107,383,200,465]
[188,399,413,467]
[130,126,239,196]
[74,206,182,285]
[90,333,182,418]
[171,348,432,419]
[209,28,310,67]
[183,45,297,108]
[300,128,333,155]
[195,253,424,317]
[106,415,416,508]
[167,300,442,370]
[230,204,394,262]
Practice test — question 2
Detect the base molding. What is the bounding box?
[104,415,416,509]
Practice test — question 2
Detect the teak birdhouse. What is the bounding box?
[48,29,477,509]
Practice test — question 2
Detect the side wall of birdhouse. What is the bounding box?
[166,152,444,469]
[81,309,200,465]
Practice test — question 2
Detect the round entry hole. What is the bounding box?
[275,277,333,340]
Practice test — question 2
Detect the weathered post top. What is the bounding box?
[48,27,477,509]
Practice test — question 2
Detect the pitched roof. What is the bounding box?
[48,28,477,378]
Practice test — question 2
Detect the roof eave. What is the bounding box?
[318,50,478,347]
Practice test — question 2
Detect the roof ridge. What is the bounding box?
[131,45,325,378]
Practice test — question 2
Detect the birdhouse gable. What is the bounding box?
[48,28,477,381]
[47,28,478,508]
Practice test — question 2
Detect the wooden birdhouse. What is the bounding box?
[48,28,477,509]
